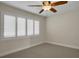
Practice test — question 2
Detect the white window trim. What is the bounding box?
[17,17,26,37]
[1,13,40,39]
[3,14,16,38]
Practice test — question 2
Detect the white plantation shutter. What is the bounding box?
[17,17,26,36]
[34,20,39,35]
[4,15,16,37]
[27,19,33,36]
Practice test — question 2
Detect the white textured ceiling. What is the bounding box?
[1,1,79,17]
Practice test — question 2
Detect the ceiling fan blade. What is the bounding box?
[27,5,42,7]
[50,8,57,13]
[51,1,68,6]
[39,9,44,14]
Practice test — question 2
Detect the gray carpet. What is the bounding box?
[1,43,79,58]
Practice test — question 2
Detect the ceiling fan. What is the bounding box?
[28,1,68,14]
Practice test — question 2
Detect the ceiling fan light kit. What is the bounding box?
[42,6,51,10]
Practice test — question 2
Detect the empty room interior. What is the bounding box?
[0,1,79,58]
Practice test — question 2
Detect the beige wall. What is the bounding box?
[46,9,79,49]
[0,3,46,56]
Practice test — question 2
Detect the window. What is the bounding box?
[4,15,16,37]
[17,17,26,36]
[34,20,39,35]
[27,19,33,36]
[4,14,40,38]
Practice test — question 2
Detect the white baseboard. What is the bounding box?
[46,41,79,50]
[0,42,43,57]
